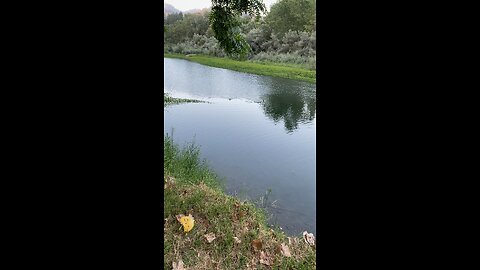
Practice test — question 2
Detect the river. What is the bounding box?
[164,58,316,235]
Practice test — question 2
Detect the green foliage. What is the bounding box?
[266,0,316,38]
[211,0,266,16]
[165,13,210,44]
[209,0,266,57]
[164,134,221,189]
[251,51,316,70]
[209,6,247,57]
[164,12,183,25]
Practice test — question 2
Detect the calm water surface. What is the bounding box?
[164,58,316,235]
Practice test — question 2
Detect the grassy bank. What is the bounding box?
[164,53,316,84]
[164,135,316,269]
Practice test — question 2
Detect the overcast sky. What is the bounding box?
[166,0,278,12]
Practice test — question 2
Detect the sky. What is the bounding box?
[165,0,278,12]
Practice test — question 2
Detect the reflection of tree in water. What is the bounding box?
[260,80,316,133]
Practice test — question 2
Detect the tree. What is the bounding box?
[165,13,210,44]
[165,12,183,25]
[266,0,315,38]
[209,0,266,58]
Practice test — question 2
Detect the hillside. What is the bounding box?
[184,8,211,14]
[164,3,180,16]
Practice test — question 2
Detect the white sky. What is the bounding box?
[165,0,278,12]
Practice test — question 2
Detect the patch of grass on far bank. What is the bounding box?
[164,53,316,84]
[164,134,316,269]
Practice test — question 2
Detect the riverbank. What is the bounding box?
[164,134,316,269]
[164,53,316,84]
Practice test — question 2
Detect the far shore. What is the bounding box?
[164,53,316,84]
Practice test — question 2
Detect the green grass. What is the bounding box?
[164,134,316,269]
[164,53,316,84]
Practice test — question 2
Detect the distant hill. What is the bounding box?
[184,8,201,14]
[184,7,210,14]
[164,3,180,16]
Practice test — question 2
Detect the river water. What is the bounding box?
[164,58,316,235]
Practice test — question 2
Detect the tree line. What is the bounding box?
[164,0,316,70]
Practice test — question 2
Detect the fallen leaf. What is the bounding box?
[303,231,315,246]
[279,243,291,257]
[234,237,241,244]
[251,239,263,251]
[164,176,176,189]
[172,259,186,270]
[177,214,195,233]
[204,233,216,243]
[246,257,259,270]
[259,251,273,266]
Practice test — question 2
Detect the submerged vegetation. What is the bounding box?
[164,53,315,83]
[164,94,203,107]
[164,135,316,269]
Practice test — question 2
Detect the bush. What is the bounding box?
[251,51,316,70]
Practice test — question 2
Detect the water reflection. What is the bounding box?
[260,86,316,133]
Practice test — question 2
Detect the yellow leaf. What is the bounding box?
[179,214,195,232]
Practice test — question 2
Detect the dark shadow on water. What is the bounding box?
[260,78,316,133]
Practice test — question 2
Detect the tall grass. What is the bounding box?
[164,134,221,189]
